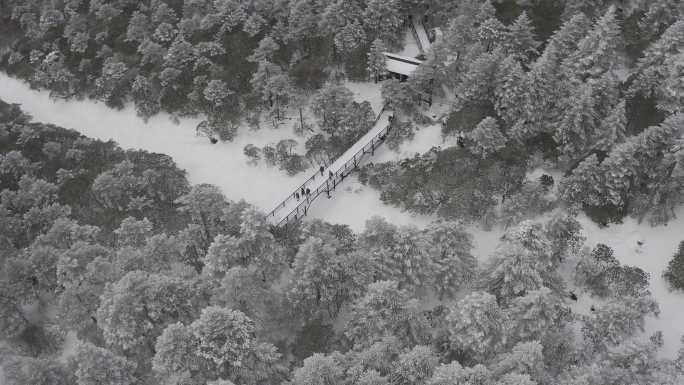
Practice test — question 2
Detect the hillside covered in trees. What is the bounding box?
[1,0,683,224]
[2,96,684,383]
[360,1,684,228]
[2,0,684,384]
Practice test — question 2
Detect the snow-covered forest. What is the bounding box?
[2,0,684,384]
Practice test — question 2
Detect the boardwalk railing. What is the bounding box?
[409,22,424,55]
[268,105,391,226]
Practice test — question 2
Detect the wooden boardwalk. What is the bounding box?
[267,109,393,226]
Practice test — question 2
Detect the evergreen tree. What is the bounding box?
[96,271,204,355]
[467,117,507,159]
[247,36,280,63]
[493,373,536,385]
[581,295,660,351]
[628,19,684,98]
[638,0,684,42]
[456,50,504,108]
[484,221,564,303]
[428,362,491,385]
[515,13,592,140]
[553,82,600,160]
[287,0,323,43]
[287,237,369,320]
[367,39,387,83]
[663,240,684,290]
[506,288,571,344]
[363,0,402,43]
[70,342,137,385]
[152,322,202,382]
[447,291,506,362]
[292,353,344,385]
[390,346,439,385]
[478,18,507,52]
[596,99,627,151]
[334,20,367,57]
[345,280,430,348]
[131,75,161,120]
[311,83,355,135]
[658,49,684,114]
[493,341,544,383]
[504,11,540,64]
[575,243,619,297]
[494,56,527,125]
[2,356,73,385]
[424,221,477,298]
[563,6,622,81]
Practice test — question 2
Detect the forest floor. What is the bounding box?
[1,71,683,357]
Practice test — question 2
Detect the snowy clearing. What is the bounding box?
[577,210,684,358]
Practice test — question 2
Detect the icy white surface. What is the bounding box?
[396,29,421,58]
[384,54,421,76]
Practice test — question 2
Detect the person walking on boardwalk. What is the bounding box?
[295,192,300,201]
[329,170,334,179]
[320,165,324,176]
[305,188,311,196]
[301,187,305,197]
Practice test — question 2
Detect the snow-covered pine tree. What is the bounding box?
[363,0,402,44]
[446,291,506,362]
[367,39,387,83]
[467,117,507,158]
[562,6,622,81]
[494,55,527,125]
[553,82,600,160]
[595,99,627,151]
[628,19,684,98]
[478,17,507,52]
[504,11,539,65]
[658,48,684,114]
[513,13,592,141]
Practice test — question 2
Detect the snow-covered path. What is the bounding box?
[413,22,431,53]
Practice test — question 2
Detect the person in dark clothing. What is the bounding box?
[295,192,300,201]
[569,291,578,301]
[329,171,334,179]
[457,134,465,148]
[209,137,218,144]
[301,187,305,196]
[320,165,324,176]
[305,188,311,196]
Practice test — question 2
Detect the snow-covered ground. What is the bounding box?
[577,211,684,358]
[2,73,683,357]
[396,29,421,58]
